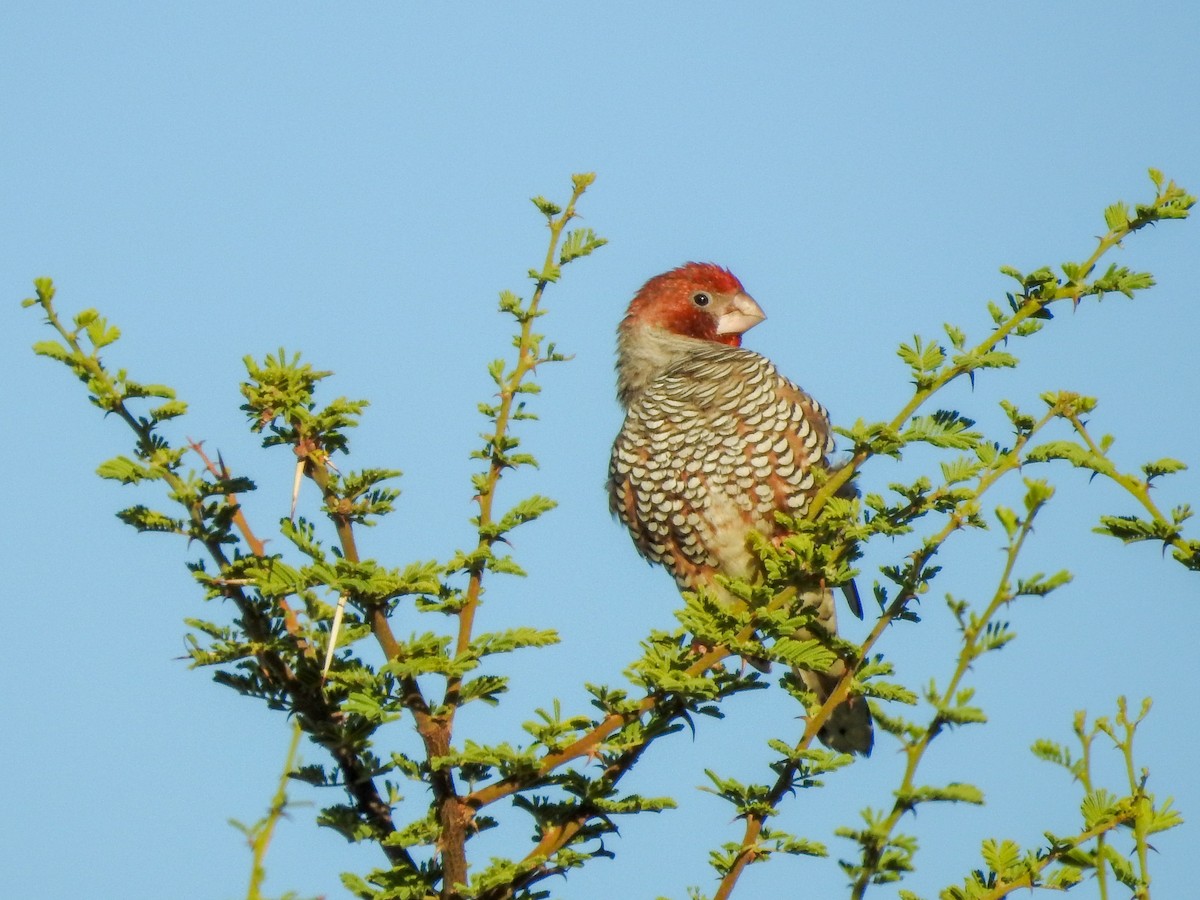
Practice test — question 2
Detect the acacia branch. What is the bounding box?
[245,721,304,900]
[811,179,1190,518]
[449,179,590,674]
[295,449,469,886]
[423,182,595,896]
[1065,412,1195,563]
[976,815,1136,900]
[30,289,416,870]
[187,438,313,653]
[715,408,1058,900]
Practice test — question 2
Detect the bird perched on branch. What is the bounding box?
[607,262,872,755]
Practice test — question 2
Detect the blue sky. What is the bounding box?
[3,4,1199,898]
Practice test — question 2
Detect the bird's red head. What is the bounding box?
[622,262,765,347]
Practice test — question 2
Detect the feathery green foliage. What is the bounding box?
[24,170,1194,898]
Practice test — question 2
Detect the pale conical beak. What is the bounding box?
[715,292,766,335]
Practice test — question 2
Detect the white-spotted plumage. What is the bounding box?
[611,343,832,588]
[608,262,873,755]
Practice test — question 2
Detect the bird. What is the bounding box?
[607,261,873,755]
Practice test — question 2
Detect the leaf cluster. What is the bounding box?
[23,170,1196,900]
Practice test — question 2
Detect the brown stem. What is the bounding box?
[209,549,410,866]
[479,702,672,899]
[187,439,266,555]
[448,181,587,683]
[808,196,1163,522]
[974,815,1135,899]
[187,439,312,653]
[37,305,415,871]
[466,652,727,810]
[188,438,417,867]
[303,455,403,660]
[1065,412,1193,563]
[718,410,1060,900]
[299,450,461,878]
[431,182,593,893]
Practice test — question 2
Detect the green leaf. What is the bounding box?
[939,455,981,485]
[150,400,188,421]
[999,399,1036,432]
[943,323,966,350]
[338,872,376,898]
[116,505,185,534]
[85,315,120,349]
[32,339,72,362]
[530,195,562,217]
[952,348,1019,373]
[1143,795,1184,835]
[1080,789,1121,828]
[994,506,1018,539]
[497,290,523,315]
[1013,318,1044,337]
[528,264,562,284]
[1096,514,1176,545]
[486,358,506,386]
[1045,865,1084,889]
[980,837,1021,876]
[571,171,597,191]
[341,691,401,724]
[1092,263,1154,298]
[898,782,984,807]
[897,335,946,385]
[559,227,608,264]
[459,675,509,706]
[1030,738,1075,772]
[1015,570,1072,597]
[768,637,837,672]
[1025,440,1116,478]
[1142,457,1186,481]
[862,679,918,705]
[486,494,558,538]
[937,703,988,726]
[96,455,155,484]
[901,410,981,450]
[469,627,560,657]
[1104,201,1131,232]
[1101,842,1139,888]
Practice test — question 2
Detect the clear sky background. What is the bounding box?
[3,4,1199,899]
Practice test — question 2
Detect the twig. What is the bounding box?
[246,721,304,900]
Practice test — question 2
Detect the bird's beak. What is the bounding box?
[715,293,766,335]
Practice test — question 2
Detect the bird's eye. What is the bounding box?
[692,292,711,307]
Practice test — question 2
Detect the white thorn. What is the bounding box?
[290,459,304,520]
[322,593,348,680]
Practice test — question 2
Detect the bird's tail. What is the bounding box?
[798,666,874,756]
[794,585,874,756]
